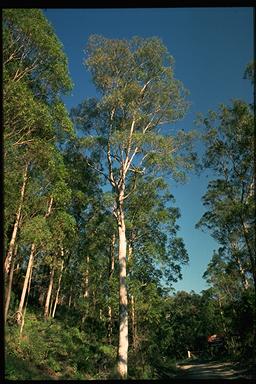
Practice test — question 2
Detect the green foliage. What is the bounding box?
[20,216,52,247]
[3,9,72,94]
[5,309,117,380]
[196,82,255,364]
[71,34,195,192]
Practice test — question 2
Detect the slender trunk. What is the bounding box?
[16,243,35,325]
[44,267,55,319]
[20,257,33,337]
[117,204,128,379]
[109,234,115,278]
[68,289,72,308]
[45,196,53,218]
[5,245,18,323]
[83,256,90,298]
[81,256,90,324]
[107,305,113,344]
[49,295,54,318]
[5,162,28,274]
[52,258,64,319]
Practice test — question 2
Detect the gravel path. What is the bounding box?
[176,360,253,380]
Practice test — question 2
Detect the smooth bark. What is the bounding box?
[117,204,128,379]
[4,245,18,323]
[109,234,115,279]
[68,288,72,308]
[44,267,55,319]
[52,257,64,318]
[83,256,90,298]
[20,258,33,337]
[107,305,113,344]
[16,243,36,325]
[5,162,28,274]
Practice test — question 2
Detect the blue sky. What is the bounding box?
[44,8,253,294]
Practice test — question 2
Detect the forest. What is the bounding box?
[3,9,255,380]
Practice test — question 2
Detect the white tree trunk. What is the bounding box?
[52,258,64,318]
[83,256,90,298]
[20,257,33,337]
[117,209,128,379]
[44,268,55,319]
[16,243,35,325]
[5,162,28,274]
[109,234,115,278]
[68,289,72,308]
[107,305,113,344]
[5,245,18,323]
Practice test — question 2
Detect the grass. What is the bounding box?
[5,307,117,380]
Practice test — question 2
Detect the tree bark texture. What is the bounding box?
[5,162,28,274]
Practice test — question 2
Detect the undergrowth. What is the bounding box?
[5,307,116,380]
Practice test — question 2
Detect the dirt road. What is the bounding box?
[176,360,253,380]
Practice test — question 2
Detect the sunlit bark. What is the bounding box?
[4,245,18,323]
[16,243,36,325]
[44,267,55,319]
[117,193,128,379]
[5,162,28,274]
[52,256,64,319]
